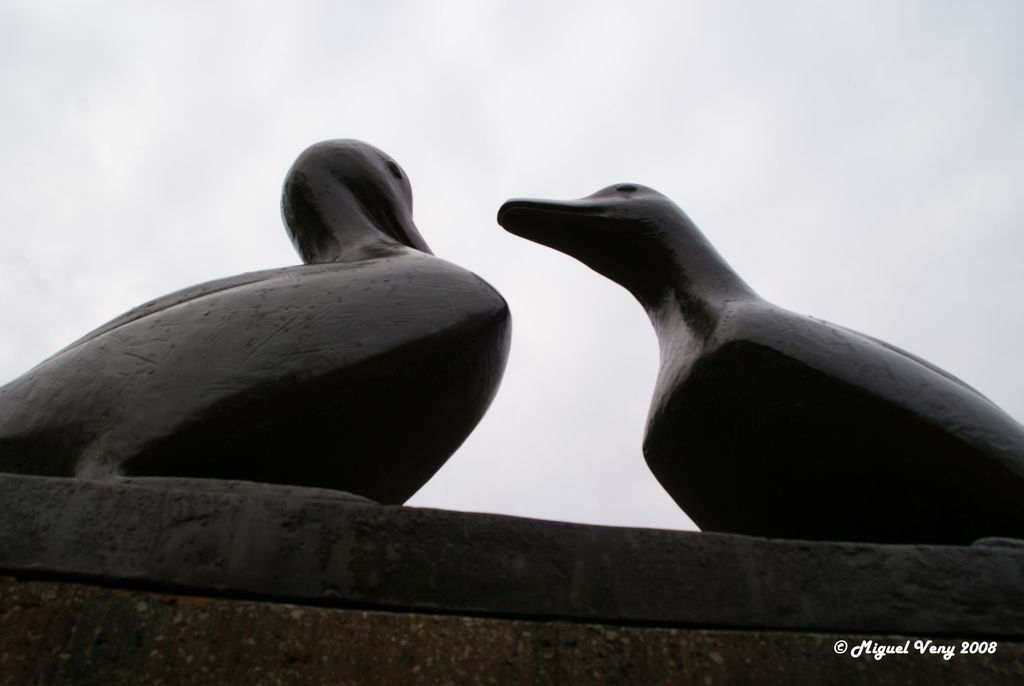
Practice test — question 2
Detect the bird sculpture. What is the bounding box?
[0,139,510,504]
[499,183,1024,544]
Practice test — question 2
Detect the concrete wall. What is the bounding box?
[3,475,1023,683]
[3,577,1021,685]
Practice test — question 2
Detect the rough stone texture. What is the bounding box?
[3,474,1024,639]
[1,576,1021,685]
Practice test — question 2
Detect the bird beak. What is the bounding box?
[497,197,607,245]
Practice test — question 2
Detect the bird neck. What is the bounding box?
[637,221,756,343]
[308,221,406,264]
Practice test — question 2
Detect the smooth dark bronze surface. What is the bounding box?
[499,184,1024,544]
[0,140,510,504]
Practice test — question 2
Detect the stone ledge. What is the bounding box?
[2,576,1022,686]
[1,474,1023,637]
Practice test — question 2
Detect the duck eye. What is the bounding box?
[387,160,403,181]
[616,184,638,193]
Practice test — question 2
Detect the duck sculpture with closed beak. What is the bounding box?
[0,140,511,504]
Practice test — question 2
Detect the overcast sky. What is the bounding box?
[2,1,1022,531]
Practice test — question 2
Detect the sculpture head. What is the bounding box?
[498,184,690,305]
[282,140,432,263]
